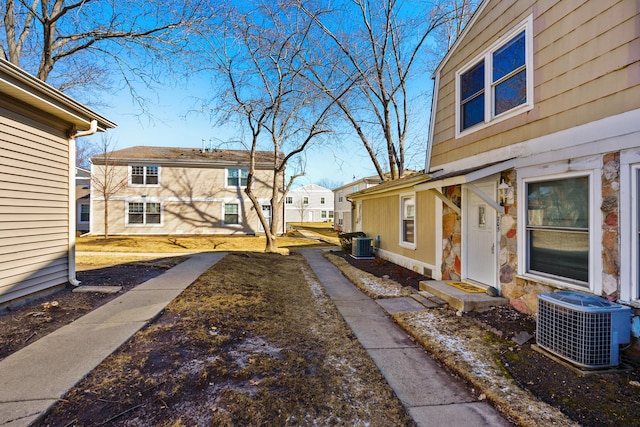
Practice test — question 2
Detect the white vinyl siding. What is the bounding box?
[0,116,70,304]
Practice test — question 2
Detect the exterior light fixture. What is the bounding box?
[498,179,514,206]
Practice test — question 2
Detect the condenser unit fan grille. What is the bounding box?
[537,298,612,367]
[537,292,631,369]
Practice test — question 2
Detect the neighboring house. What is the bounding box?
[284,184,334,224]
[351,0,640,315]
[76,167,91,235]
[90,146,285,236]
[333,176,382,232]
[0,58,115,307]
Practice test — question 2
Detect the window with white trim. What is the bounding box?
[130,165,159,185]
[328,211,334,219]
[127,202,161,225]
[320,197,325,204]
[525,176,589,285]
[303,197,309,204]
[401,195,415,245]
[321,211,327,219]
[456,16,532,135]
[286,196,293,204]
[227,168,248,187]
[224,203,239,225]
[79,204,90,222]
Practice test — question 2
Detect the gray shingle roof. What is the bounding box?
[91,146,282,166]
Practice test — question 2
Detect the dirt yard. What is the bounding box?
[37,252,414,426]
[2,244,640,426]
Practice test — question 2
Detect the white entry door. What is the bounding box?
[258,205,271,232]
[464,181,497,286]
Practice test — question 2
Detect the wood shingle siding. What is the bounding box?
[429,0,640,169]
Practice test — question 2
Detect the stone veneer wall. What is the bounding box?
[601,152,620,300]
[441,185,462,281]
[501,153,622,315]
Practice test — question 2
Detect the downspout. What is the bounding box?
[67,119,98,286]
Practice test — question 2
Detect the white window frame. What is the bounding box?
[226,168,248,187]
[78,203,90,223]
[223,202,241,226]
[399,193,416,249]
[320,197,325,204]
[620,157,640,305]
[518,170,598,292]
[455,15,533,138]
[129,165,160,187]
[125,200,163,226]
[285,196,293,204]
[303,197,309,205]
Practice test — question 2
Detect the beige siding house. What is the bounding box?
[0,58,115,306]
[352,0,640,315]
[90,146,285,236]
[333,176,382,233]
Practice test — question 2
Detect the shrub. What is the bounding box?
[338,232,367,253]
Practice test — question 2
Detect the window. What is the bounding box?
[320,197,325,204]
[224,204,239,225]
[227,168,248,187]
[130,165,159,185]
[456,17,532,135]
[353,186,359,192]
[525,176,589,284]
[321,211,327,219]
[401,195,415,245]
[303,197,309,204]
[286,196,293,204]
[127,202,161,225]
[328,211,334,219]
[79,204,90,222]
[338,193,343,202]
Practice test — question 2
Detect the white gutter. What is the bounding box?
[68,120,98,286]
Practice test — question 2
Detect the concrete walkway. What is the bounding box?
[302,249,512,427]
[0,252,225,427]
[1,249,510,427]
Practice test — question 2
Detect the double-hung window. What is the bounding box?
[224,203,239,225]
[525,176,589,285]
[286,196,293,204]
[227,168,248,187]
[401,195,415,245]
[79,204,90,222]
[457,16,532,135]
[130,165,159,185]
[128,202,161,225]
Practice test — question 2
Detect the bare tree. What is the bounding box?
[1,0,212,103]
[294,197,309,224]
[90,134,127,239]
[203,1,351,252]
[300,0,468,181]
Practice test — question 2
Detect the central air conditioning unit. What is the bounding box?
[351,237,373,259]
[537,291,631,369]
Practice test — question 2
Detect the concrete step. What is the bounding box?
[419,280,508,312]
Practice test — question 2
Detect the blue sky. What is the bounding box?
[84,77,422,189]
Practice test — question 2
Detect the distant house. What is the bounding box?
[90,146,285,236]
[76,167,91,235]
[284,184,334,224]
[333,176,382,233]
[0,58,115,306]
[351,0,640,314]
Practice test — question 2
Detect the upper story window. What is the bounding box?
[320,197,325,204]
[130,165,159,186]
[303,197,309,204]
[286,196,293,204]
[456,16,532,136]
[338,193,343,202]
[227,168,248,187]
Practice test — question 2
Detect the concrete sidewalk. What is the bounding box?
[0,252,225,427]
[301,249,511,427]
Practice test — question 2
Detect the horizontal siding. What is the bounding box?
[430,0,639,168]
[0,112,70,305]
